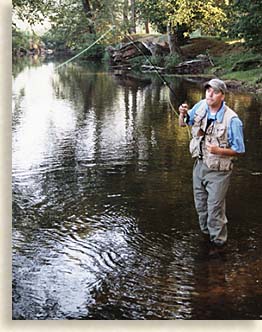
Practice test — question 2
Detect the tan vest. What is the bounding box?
[189,101,238,171]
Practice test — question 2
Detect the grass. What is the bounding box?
[211,50,262,88]
[181,37,262,91]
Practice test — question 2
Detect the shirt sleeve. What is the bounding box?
[228,117,245,153]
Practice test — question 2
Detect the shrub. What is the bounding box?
[164,54,182,71]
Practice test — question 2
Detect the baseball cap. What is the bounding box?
[204,78,227,94]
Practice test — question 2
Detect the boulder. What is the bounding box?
[107,41,151,66]
[107,40,169,67]
[174,58,212,74]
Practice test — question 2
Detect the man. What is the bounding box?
[178,78,245,250]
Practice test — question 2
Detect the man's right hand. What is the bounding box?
[178,103,189,127]
[179,103,189,116]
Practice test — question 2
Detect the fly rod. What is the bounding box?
[124,34,178,100]
[124,33,191,138]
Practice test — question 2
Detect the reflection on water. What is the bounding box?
[12,59,262,319]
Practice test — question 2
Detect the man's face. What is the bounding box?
[205,87,225,109]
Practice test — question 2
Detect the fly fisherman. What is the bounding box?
[178,79,245,252]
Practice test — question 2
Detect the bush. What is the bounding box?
[127,56,146,71]
[149,55,165,67]
[164,54,182,71]
[12,27,30,53]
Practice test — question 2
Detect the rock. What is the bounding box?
[107,40,213,75]
[143,41,170,56]
[107,40,169,68]
[141,65,165,72]
[174,58,212,74]
[107,41,151,66]
[196,54,209,60]
[224,80,243,89]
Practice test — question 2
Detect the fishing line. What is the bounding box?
[52,23,190,139]
[54,25,115,71]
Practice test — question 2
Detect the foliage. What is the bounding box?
[12,26,31,50]
[136,0,168,33]
[211,46,262,88]
[73,35,106,59]
[230,0,262,52]
[13,0,55,25]
[135,0,230,55]
[42,27,106,59]
[170,0,228,35]
[13,0,262,59]
[149,55,165,67]
[41,28,70,52]
[213,50,262,71]
[164,54,181,70]
[13,0,233,55]
[126,54,168,72]
[136,0,229,36]
[127,56,146,71]
[43,1,91,50]
[13,0,123,53]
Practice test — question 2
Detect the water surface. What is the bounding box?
[12,58,262,319]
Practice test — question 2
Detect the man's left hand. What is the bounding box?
[206,143,239,157]
[206,144,220,155]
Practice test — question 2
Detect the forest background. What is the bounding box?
[12,0,262,92]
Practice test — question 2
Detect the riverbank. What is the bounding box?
[112,35,262,96]
[181,37,262,95]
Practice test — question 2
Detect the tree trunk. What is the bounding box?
[130,0,136,34]
[145,20,149,34]
[123,0,129,27]
[167,24,182,56]
[81,0,95,34]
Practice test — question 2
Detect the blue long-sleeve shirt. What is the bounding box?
[187,100,245,153]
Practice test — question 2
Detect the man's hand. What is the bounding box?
[206,143,238,157]
[206,143,220,154]
[179,103,189,116]
[178,103,189,127]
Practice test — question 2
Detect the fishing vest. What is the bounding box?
[189,101,238,171]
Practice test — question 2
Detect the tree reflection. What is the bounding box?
[12,61,262,319]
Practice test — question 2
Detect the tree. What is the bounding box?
[81,0,96,34]
[13,0,127,54]
[13,0,54,25]
[231,0,262,52]
[12,26,31,52]
[13,0,124,37]
[136,0,229,55]
[130,0,136,33]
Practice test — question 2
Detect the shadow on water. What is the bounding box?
[12,58,262,319]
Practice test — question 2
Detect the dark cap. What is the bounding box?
[204,78,227,94]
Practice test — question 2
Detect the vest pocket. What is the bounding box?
[218,157,234,171]
[205,155,220,170]
[214,124,225,138]
[190,137,201,158]
[205,155,233,171]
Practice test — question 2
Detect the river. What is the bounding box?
[12,57,262,319]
